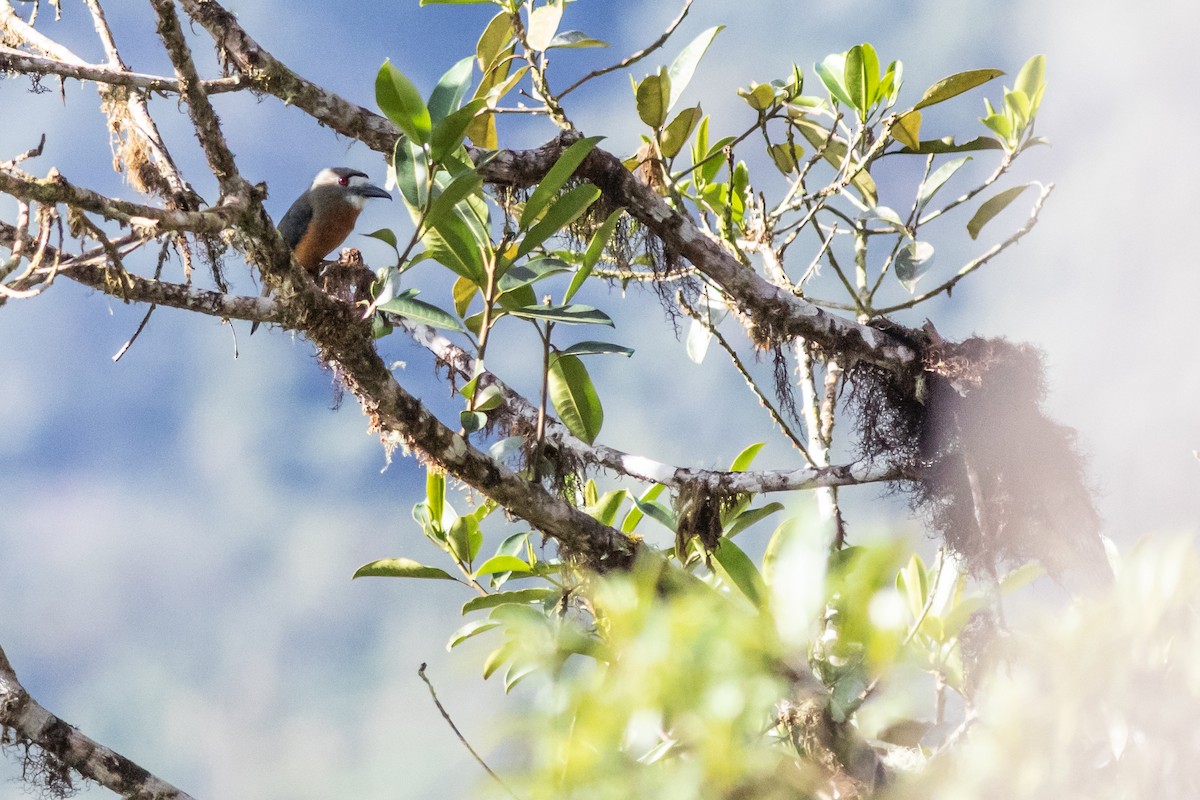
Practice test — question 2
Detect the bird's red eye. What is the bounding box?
[337,176,350,186]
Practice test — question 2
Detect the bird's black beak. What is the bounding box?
[357,183,392,200]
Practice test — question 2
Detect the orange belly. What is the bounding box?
[290,205,361,275]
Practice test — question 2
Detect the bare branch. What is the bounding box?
[0,46,247,94]
[559,0,694,98]
[0,642,196,799]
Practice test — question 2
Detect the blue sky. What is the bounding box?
[1,0,1197,797]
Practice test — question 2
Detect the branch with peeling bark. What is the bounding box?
[0,643,195,799]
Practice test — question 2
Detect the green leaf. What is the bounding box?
[660,104,702,159]
[525,2,563,51]
[365,227,399,250]
[425,171,484,230]
[473,555,533,577]
[917,155,972,208]
[621,484,665,533]
[891,110,921,150]
[426,206,488,283]
[730,442,766,472]
[452,276,478,316]
[791,117,878,205]
[462,587,555,614]
[667,26,723,111]
[517,183,601,258]
[585,489,628,527]
[999,561,1044,593]
[460,410,487,432]
[899,136,1004,155]
[632,497,676,532]
[447,618,502,649]
[967,183,1032,240]
[557,341,633,357]
[1013,55,1046,117]
[376,60,432,143]
[724,502,785,538]
[476,10,514,72]
[430,98,488,163]
[428,57,475,125]
[497,257,571,292]
[392,137,430,208]
[509,303,613,326]
[895,241,935,292]
[521,136,604,229]
[353,558,457,581]
[564,208,623,303]
[767,142,805,174]
[548,30,608,49]
[448,516,482,565]
[738,82,779,112]
[427,470,446,524]
[913,68,1004,111]
[713,538,767,609]
[635,68,672,128]
[377,292,467,332]
[815,52,853,107]
[548,353,603,444]
[844,42,880,118]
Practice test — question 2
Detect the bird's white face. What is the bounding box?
[310,168,373,209]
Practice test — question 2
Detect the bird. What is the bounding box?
[251,166,391,333]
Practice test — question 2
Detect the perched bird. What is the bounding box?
[252,166,391,333]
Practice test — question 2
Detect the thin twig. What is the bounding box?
[678,292,812,461]
[558,0,693,98]
[417,663,522,800]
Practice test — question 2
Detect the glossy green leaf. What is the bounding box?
[724,502,785,538]
[365,227,398,249]
[667,26,723,111]
[428,57,474,126]
[1014,55,1046,117]
[548,30,608,49]
[460,410,487,432]
[660,104,702,158]
[517,183,601,258]
[557,341,633,357]
[895,241,935,292]
[585,489,628,527]
[564,208,623,303]
[632,497,676,532]
[791,117,877,205]
[509,303,613,326]
[913,68,1004,111]
[844,42,880,118]
[521,136,604,229]
[425,171,484,230]
[548,353,603,444]
[378,292,467,332]
[427,470,446,523]
[899,135,1004,155]
[430,98,488,163]
[917,155,972,208]
[497,257,570,292]
[447,618,502,649]
[891,110,921,150]
[967,183,1032,240]
[392,137,430,208]
[635,68,671,128]
[353,558,457,581]
[621,483,666,533]
[767,142,805,174]
[525,2,563,51]
[473,555,533,577]
[448,516,482,565]
[376,61,432,143]
[462,587,555,614]
[476,10,514,71]
[426,209,487,282]
[815,52,853,107]
[738,82,778,111]
[713,538,767,609]
[729,442,766,472]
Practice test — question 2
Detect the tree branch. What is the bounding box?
[0,642,196,799]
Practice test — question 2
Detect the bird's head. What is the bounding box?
[309,167,392,210]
